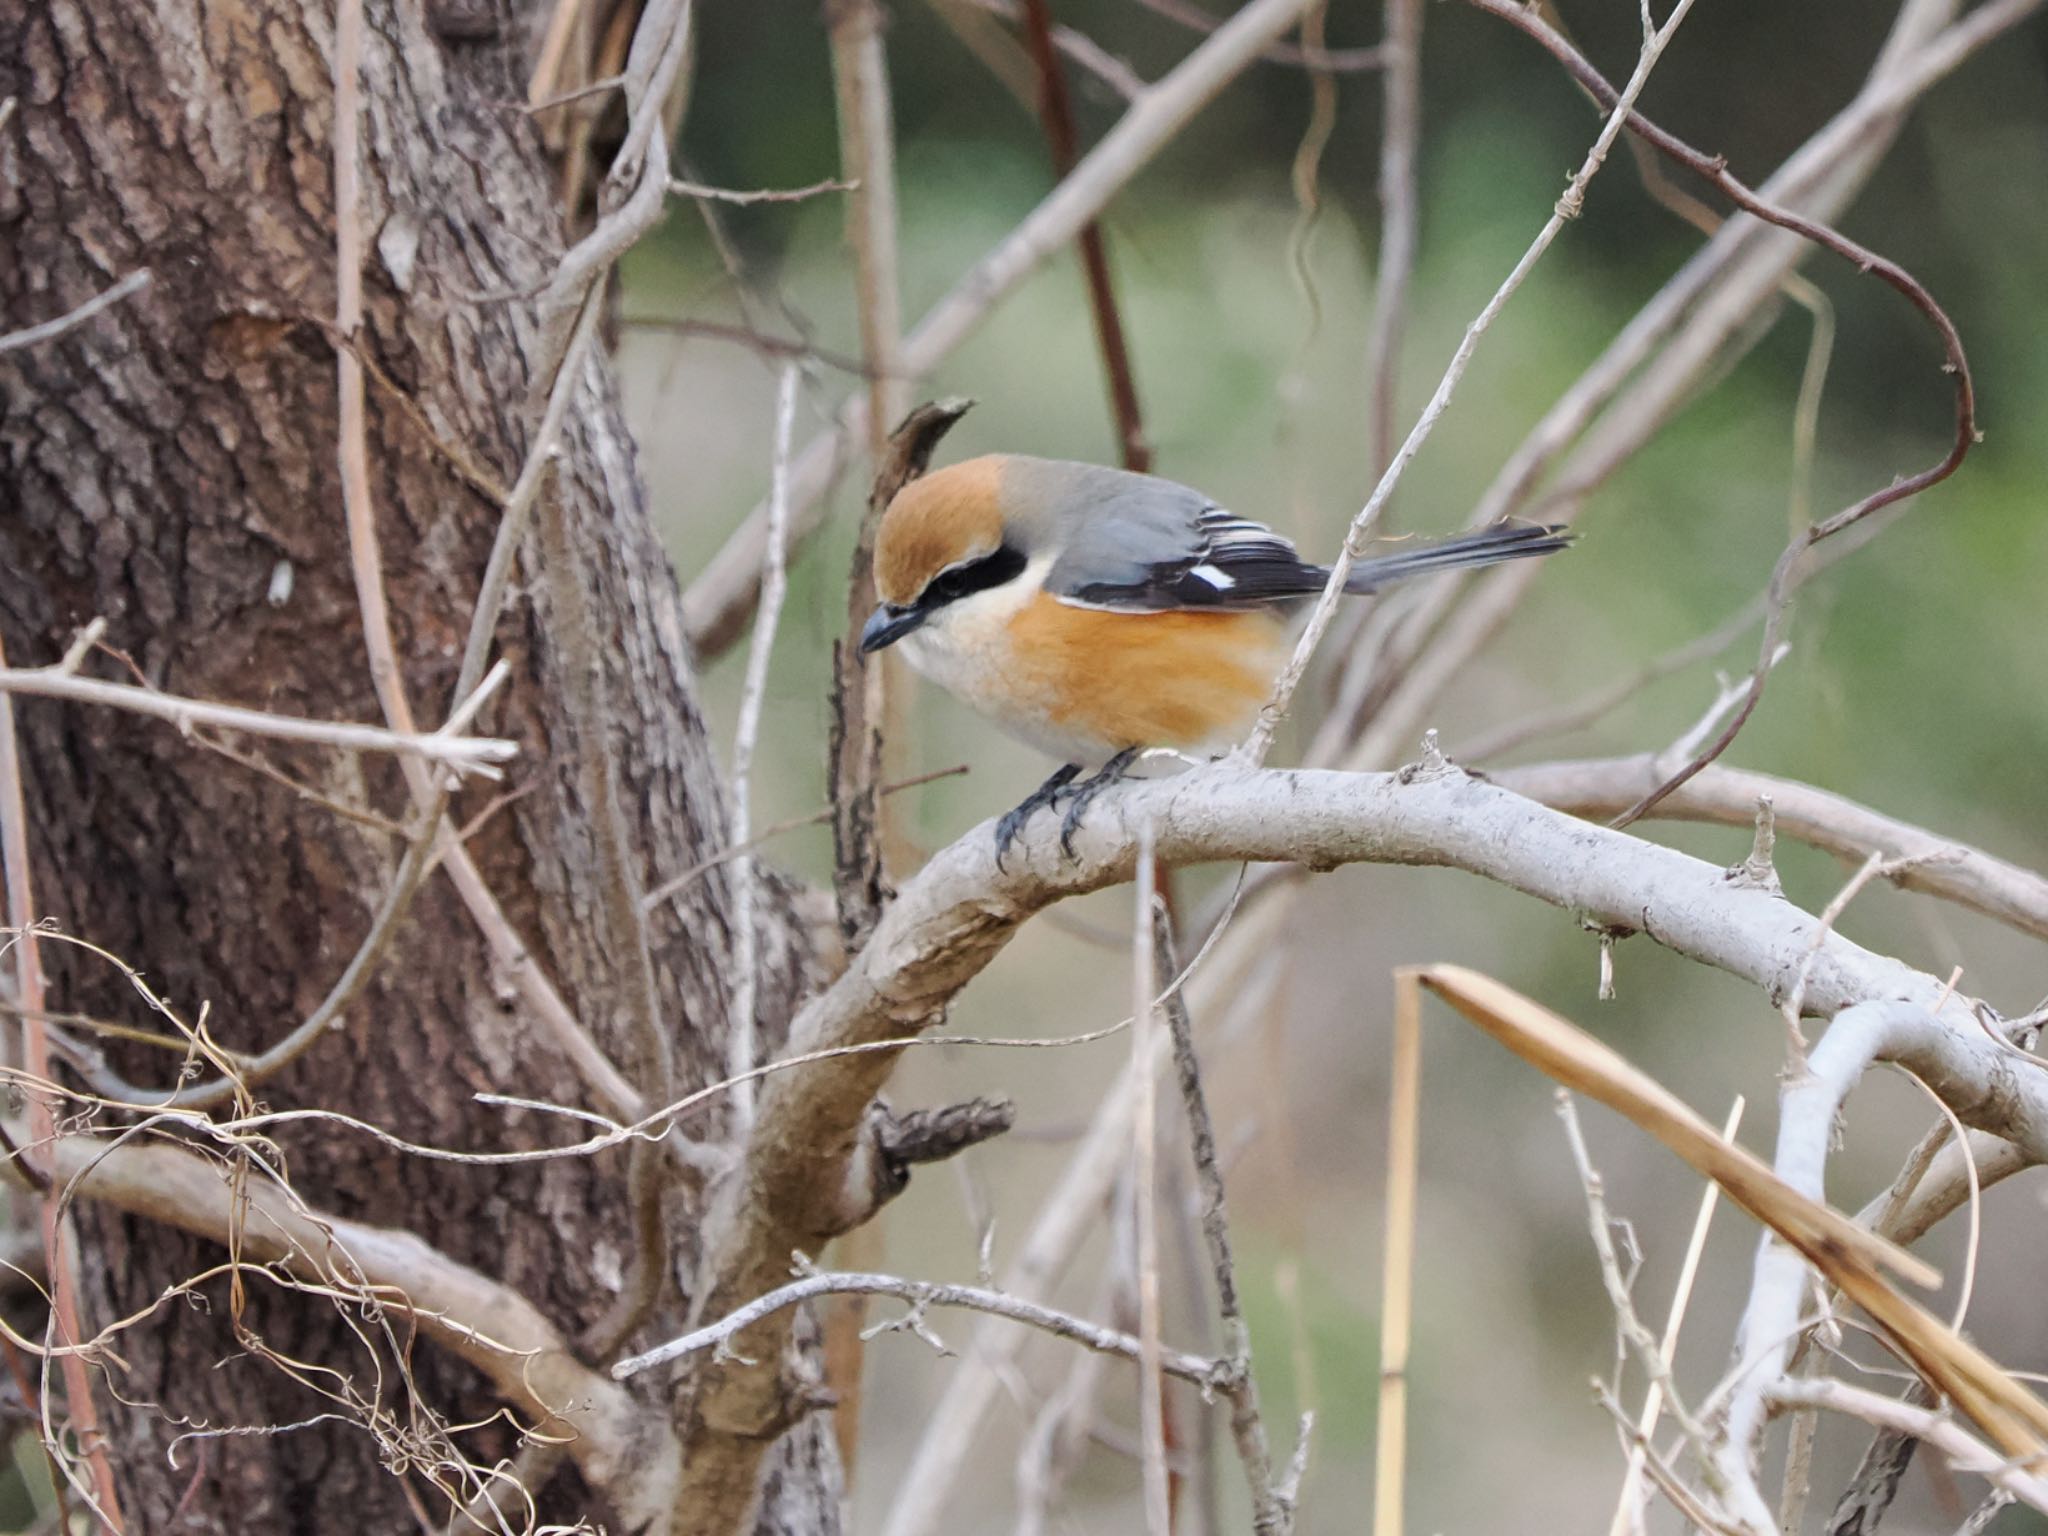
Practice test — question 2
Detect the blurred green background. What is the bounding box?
[623,3,2048,1530]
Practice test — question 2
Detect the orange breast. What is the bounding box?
[1002,595,1288,753]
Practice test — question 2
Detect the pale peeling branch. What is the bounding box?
[1715,997,2048,1524]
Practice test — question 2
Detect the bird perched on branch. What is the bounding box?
[859,454,1572,861]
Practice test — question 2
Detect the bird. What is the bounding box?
[859,453,1573,862]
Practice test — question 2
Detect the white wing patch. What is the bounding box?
[1188,562,1236,590]
[1200,511,1283,543]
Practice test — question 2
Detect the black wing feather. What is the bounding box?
[1058,503,1330,611]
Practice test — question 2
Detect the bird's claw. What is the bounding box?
[994,764,1081,869]
[1056,748,1141,859]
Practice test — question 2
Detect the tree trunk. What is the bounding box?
[0,2,831,1530]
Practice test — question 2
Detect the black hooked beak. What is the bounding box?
[860,603,926,654]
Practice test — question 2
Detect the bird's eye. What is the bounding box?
[918,545,1026,610]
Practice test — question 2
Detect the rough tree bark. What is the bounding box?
[0,2,832,1531]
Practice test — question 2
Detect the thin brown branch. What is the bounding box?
[1153,905,1289,1532]
[0,642,125,1528]
[335,7,684,1143]
[828,0,914,959]
[831,401,976,947]
[945,0,1148,101]
[523,71,626,116]
[1020,0,1150,470]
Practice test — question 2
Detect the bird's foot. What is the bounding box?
[1058,747,1142,858]
[995,763,1082,869]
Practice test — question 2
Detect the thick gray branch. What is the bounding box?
[1495,756,2048,943]
[689,760,2024,1524]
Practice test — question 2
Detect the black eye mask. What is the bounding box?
[918,543,1028,610]
[861,543,1029,654]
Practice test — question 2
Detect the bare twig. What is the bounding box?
[1456,594,1763,763]
[1155,905,1288,1533]
[831,401,974,950]
[616,314,873,376]
[668,176,854,205]
[827,0,913,965]
[339,6,679,1142]
[1131,830,1171,1535]
[1362,0,1422,478]
[830,0,908,467]
[616,1262,1224,1386]
[1556,1094,1715,1459]
[1374,973,1424,1536]
[1894,1067,1982,1333]
[1953,1491,2017,1534]
[536,0,694,315]
[447,281,608,712]
[725,366,803,1136]
[0,665,517,777]
[1608,1099,1744,1536]
[0,269,152,356]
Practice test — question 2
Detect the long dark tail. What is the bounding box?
[1343,521,1574,594]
